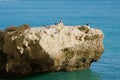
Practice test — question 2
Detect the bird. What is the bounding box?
[59,18,62,23]
[86,23,89,26]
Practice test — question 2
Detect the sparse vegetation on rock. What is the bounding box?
[17,24,30,31]
[5,26,17,32]
[78,26,89,33]
[4,24,30,33]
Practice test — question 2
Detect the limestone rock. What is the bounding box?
[0,23,104,78]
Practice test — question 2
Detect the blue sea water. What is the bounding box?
[0,0,120,80]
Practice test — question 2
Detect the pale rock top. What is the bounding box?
[17,23,104,57]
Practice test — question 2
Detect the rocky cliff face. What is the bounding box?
[0,23,104,78]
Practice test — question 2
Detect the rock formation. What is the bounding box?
[0,23,104,78]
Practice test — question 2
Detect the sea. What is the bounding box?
[0,0,120,80]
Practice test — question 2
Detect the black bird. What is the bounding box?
[86,23,89,26]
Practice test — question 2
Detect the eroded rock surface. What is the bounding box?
[0,23,104,77]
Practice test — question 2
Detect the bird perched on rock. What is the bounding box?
[86,23,89,26]
[85,23,90,28]
[59,18,62,23]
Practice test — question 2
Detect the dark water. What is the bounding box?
[19,69,101,80]
[0,0,120,80]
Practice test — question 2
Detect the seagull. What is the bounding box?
[59,18,62,23]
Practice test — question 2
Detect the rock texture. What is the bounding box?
[0,23,104,78]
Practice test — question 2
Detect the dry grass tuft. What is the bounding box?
[78,26,89,33]
[84,34,99,41]
[5,26,17,32]
[4,24,30,33]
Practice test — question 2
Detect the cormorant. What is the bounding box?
[86,23,89,26]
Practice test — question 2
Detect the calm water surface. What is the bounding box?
[0,0,120,80]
